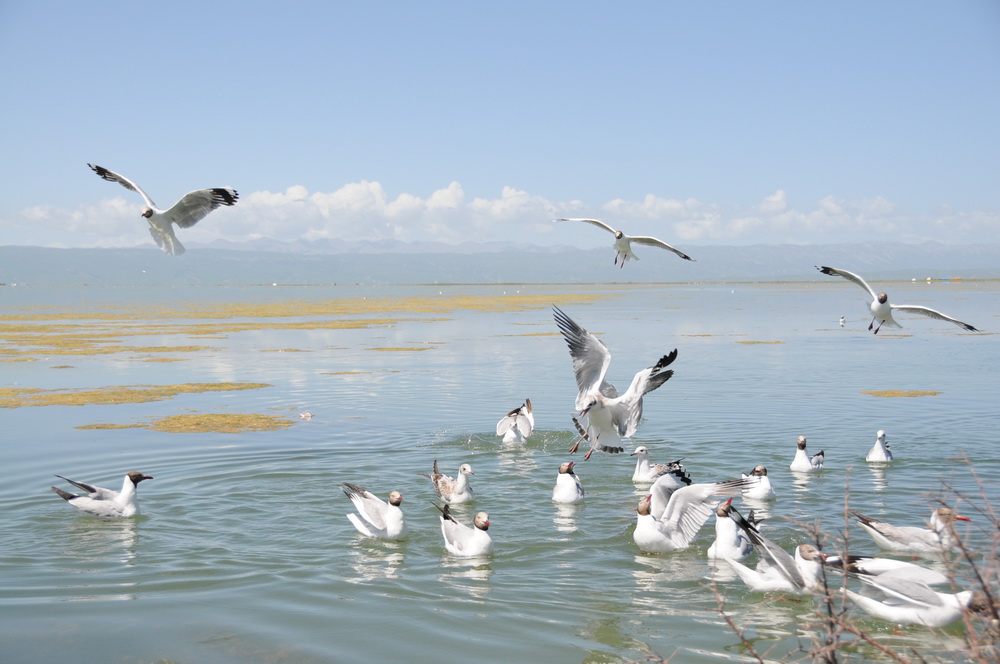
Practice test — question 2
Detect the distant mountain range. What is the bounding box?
[2,241,998,287]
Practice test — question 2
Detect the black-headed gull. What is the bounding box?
[421,460,475,504]
[724,524,829,594]
[741,465,776,500]
[630,445,685,484]
[850,507,970,553]
[436,504,493,557]
[551,461,585,504]
[866,429,893,463]
[633,475,744,553]
[707,498,754,560]
[553,306,677,460]
[496,399,534,443]
[87,163,238,256]
[50,471,153,518]
[342,482,407,541]
[816,265,979,334]
[554,218,694,267]
[845,574,973,628]
[789,435,824,472]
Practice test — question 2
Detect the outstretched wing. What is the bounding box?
[892,304,978,332]
[165,187,239,228]
[630,236,694,261]
[554,217,617,235]
[552,306,612,408]
[88,163,157,209]
[816,265,878,301]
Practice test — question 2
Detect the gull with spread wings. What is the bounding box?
[88,163,238,256]
[816,265,978,334]
[555,218,694,267]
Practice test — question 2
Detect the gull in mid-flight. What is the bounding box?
[554,218,694,267]
[816,265,979,334]
[553,306,678,459]
[88,163,238,256]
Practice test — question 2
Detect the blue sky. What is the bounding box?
[2,1,998,251]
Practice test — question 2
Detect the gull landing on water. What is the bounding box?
[554,218,694,267]
[816,265,979,334]
[87,163,238,256]
[496,399,534,443]
[51,471,153,518]
[553,306,677,460]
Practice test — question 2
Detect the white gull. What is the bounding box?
[817,265,979,334]
[850,507,970,554]
[87,163,238,256]
[554,217,694,267]
[553,306,677,460]
[342,482,407,541]
[437,504,493,557]
[866,429,893,463]
[789,435,824,472]
[551,461,585,504]
[421,460,475,504]
[496,398,534,443]
[51,471,153,518]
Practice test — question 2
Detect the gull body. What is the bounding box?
[553,306,677,459]
[422,460,475,504]
[741,465,776,500]
[554,218,694,267]
[850,507,970,554]
[496,399,534,443]
[437,504,493,557]
[817,265,978,334]
[630,446,684,483]
[707,498,753,560]
[789,435,824,472]
[88,164,238,256]
[633,474,744,554]
[552,461,585,504]
[866,429,893,463]
[50,471,153,518]
[342,482,407,541]
[845,574,972,628]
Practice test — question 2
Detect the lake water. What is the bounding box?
[1,277,998,663]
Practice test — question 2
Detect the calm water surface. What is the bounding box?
[2,278,998,663]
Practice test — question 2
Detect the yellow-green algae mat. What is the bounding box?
[0,291,609,360]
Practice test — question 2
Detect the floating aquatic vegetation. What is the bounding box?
[737,340,784,345]
[369,347,431,352]
[862,390,940,398]
[0,382,271,408]
[147,413,293,433]
[76,423,145,430]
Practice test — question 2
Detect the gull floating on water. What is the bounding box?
[421,460,475,504]
[554,218,694,267]
[844,573,973,628]
[789,435,824,472]
[741,465,776,500]
[724,508,829,594]
[816,265,979,334]
[825,554,950,586]
[866,429,893,463]
[551,461,585,504]
[51,471,153,518]
[630,446,686,483]
[633,473,743,554]
[342,482,407,541]
[850,507,970,554]
[436,504,493,557]
[707,498,754,560]
[553,306,677,459]
[87,163,238,256]
[496,399,534,443]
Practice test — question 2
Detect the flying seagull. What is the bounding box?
[816,265,978,334]
[87,163,238,256]
[554,218,694,267]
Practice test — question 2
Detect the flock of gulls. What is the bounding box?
[58,168,987,632]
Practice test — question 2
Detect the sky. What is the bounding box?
[1,1,999,251]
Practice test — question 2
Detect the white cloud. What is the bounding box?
[8,182,1000,249]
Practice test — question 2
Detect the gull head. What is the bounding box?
[613,230,624,240]
[141,207,154,219]
[749,465,768,477]
[388,490,403,506]
[127,471,153,485]
[877,292,889,304]
[558,461,576,475]
[637,495,652,516]
[630,446,648,457]
[474,512,490,531]
[459,463,474,476]
[796,435,808,450]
